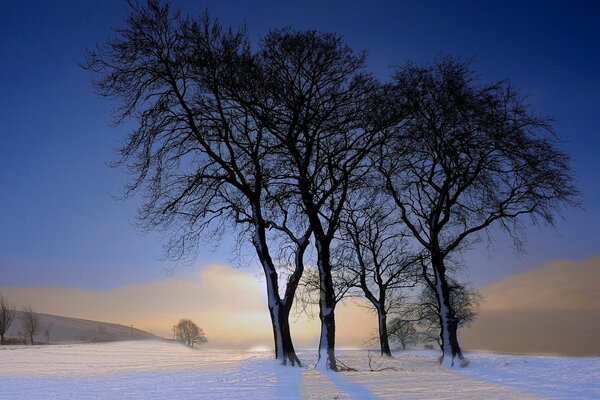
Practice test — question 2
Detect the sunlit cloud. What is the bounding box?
[5,257,597,354]
[462,256,600,355]
[0,264,377,349]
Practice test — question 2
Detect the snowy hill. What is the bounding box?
[5,312,161,344]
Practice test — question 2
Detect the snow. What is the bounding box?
[460,351,600,400]
[1,341,598,399]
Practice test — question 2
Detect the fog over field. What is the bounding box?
[462,257,600,355]
[2,257,599,355]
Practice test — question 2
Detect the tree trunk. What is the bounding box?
[1,334,4,345]
[314,239,338,371]
[30,333,34,345]
[360,263,392,357]
[377,308,392,357]
[270,302,301,366]
[252,219,302,366]
[279,231,310,367]
[431,255,466,367]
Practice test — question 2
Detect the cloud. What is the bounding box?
[461,256,600,355]
[4,257,599,355]
[477,256,600,311]
[0,264,377,349]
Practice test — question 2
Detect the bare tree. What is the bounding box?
[84,1,391,370]
[173,319,207,348]
[0,295,15,345]
[84,1,306,366]
[21,305,40,345]
[240,29,389,370]
[415,279,481,348]
[294,258,359,322]
[44,322,53,345]
[378,57,579,366]
[340,196,420,356]
[387,317,419,350]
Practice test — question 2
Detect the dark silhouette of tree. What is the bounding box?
[387,317,419,350]
[21,305,40,345]
[44,322,53,345]
[0,295,15,345]
[414,279,481,348]
[83,0,306,366]
[378,57,579,366]
[173,319,207,347]
[83,1,579,372]
[340,196,420,356]
[239,29,389,370]
[84,1,390,370]
[293,257,358,322]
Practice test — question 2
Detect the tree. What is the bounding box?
[0,295,15,345]
[44,322,53,345]
[378,57,579,366]
[84,0,306,366]
[340,196,420,356]
[240,29,388,370]
[84,1,391,370]
[293,258,358,322]
[387,317,419,350]
[414,279,481,348]
[21,305,40,345]
[173,319,207,348]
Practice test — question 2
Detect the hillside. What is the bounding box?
[5,312,161,344]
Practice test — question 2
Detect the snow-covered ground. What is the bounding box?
[1,341,598,399]
[460,351,600,400]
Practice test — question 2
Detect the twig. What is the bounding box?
[368,351,397,372]
[335,358,358,372]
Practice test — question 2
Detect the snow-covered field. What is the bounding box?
[1,341,598,399]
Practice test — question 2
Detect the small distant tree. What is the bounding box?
[44,322,53,345]
[0,295,16,345]
[173,319,207,348]
[21,305,40,345]
[387,317,419,350]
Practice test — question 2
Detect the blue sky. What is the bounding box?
[1,0,598,290]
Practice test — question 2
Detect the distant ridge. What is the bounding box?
[6,311,161,344]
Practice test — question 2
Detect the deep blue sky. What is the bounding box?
[1,0,598,289]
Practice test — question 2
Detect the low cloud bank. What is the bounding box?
[462,257,600,355]
[3,257,598,355]
[0,264,376,349]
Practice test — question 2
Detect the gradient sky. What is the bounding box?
[1,0,599,290]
